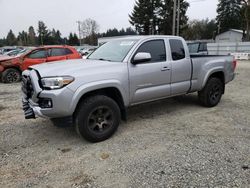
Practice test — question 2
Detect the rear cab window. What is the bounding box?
[169,39,186,61]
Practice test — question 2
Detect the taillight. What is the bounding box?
[233,60,237,71]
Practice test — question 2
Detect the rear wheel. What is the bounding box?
[198,77,224,107]
[74,95,121,142]
[2,68,21,83]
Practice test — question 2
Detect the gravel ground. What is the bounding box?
[0,62,249,188]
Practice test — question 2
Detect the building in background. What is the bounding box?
[215,29,243,43]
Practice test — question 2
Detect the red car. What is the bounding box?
[0,46,81,83]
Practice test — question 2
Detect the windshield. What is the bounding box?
[88,39,138,62]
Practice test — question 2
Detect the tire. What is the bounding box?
[74,95,121,142]
[51,117,73,128]
[2,68,21,83]
[198,77,224,107]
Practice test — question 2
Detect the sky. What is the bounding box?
[0,0,218,38]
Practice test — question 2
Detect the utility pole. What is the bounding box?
[176,0,180,36]
[217,21,221,34]
[172,0,177,36]
[76,21,82,46]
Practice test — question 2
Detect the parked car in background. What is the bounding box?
[0,46,18,55]
[0,45,81,83]
[4,49,24,56]
[187,42,208,55]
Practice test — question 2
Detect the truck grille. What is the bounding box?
[22,75,34,99]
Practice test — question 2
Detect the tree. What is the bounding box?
[27,26,36,45]
[80,18,100,37]
[125,27,137,35]
[80,18,99,45]
[17,31,28,46]
[37,21,50,45]
[182,19,217,40]
[241,0,250,40]
[6,30,17,46]
[129,0,157,34]
[0,38,6,47]
[216,0,242,33]
[159,0,189,35]
[49,29,62,44]
[100,27,137,37]
[129,0,189,35]
[55,30,62,44]
[68,33,79,46]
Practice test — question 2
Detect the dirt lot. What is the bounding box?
[0,62,249,188]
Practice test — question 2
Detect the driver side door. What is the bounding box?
[129,39,171,104]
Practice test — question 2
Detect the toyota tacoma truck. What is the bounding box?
[21,36,237,142]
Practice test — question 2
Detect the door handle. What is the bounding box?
[161,67,171,71]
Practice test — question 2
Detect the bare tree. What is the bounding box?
[80,18,100,37]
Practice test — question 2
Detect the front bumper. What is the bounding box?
[21,70,75,119]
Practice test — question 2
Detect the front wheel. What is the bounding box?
[74,95,121,142]
[2,68,21,83]
[198,77,224,107]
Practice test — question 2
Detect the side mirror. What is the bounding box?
[132,52,151,64]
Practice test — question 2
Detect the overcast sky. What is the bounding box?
[0,0,218,38]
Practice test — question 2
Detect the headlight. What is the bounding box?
[41,76,74,90]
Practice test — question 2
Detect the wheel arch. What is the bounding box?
[201,69,225,93]
[73,87,127,121]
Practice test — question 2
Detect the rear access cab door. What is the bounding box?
[168,38,192,95]
[128,38,171,104]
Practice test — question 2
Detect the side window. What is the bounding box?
[27,49,47,59]
[169,39,186,61]
[188,43,199,53]
[135,40,166,63]
[199,43,207,52]
[64,48,73,55]
[50,48,66,56]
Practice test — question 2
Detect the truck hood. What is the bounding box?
[31,59,125,78]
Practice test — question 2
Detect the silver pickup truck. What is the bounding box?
[22,36,237,142]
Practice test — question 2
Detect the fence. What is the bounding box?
[207,42,250,55]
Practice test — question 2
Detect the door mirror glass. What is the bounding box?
[132,52,151,64]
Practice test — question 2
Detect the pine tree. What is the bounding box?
[37,21,50,45]
[17,31,28,46]
[27,26,36,45]
[129,0,156,34]
[159,0,189,35]
[68,33,79,46]
[6,30,17,46]
[182,19,217,40]
[129,0,189,35]
[216,0,242,33]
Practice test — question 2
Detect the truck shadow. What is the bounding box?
[127,94,200,122]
